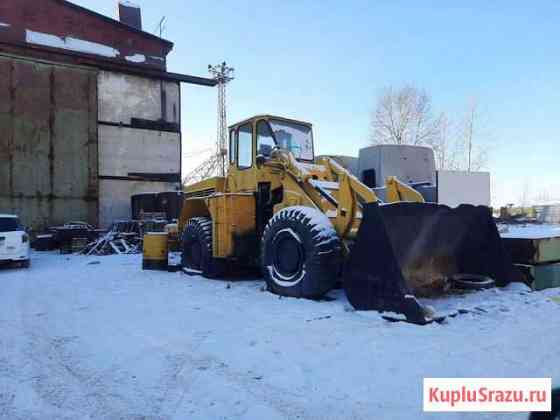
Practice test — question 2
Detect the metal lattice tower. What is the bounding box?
[183,62,234,186]
[208,62,234,177]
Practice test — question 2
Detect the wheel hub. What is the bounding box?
[272,229,304,280]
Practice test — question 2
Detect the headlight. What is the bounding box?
[22,234,29,243]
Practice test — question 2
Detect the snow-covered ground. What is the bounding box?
[1,252,559,420]
[499,223,560,239]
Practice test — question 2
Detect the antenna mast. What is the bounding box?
[208,62,234,177]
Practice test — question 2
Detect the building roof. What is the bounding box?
[56,0,174,48]
[0,0,217,86]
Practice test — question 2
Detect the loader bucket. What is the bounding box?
[344,202,523,323]
[344,202,432,324]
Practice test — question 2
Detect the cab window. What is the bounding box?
[269,119,314,161]
[229,129,236,164]
[257,121,276,157]
[237,123,253,169]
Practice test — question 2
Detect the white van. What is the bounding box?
[0,214,30,268]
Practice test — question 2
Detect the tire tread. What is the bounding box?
[182,217,225,278]
[262,206,341,298]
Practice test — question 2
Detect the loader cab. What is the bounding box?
[228,115,315,170]
[227,115,315,193]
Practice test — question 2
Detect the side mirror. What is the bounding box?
[256,154,266,168]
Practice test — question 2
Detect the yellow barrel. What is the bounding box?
[142,232,169,270]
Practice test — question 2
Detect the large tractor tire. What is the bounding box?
[181,217,225,278]
[261,206,342,299]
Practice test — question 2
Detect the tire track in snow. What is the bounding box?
[16,278,129,419]
[151,335,329,420]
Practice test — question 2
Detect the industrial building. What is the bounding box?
[534,202,560,224]
[0,0,215,229]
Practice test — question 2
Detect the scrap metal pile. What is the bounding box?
[32,222,99,253]
[80,219,168,256]
[81,228,139,256]
[32,218,169,256]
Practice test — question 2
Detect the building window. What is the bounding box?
[237,123,253,169]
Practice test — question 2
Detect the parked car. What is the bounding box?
[0,214,30,268]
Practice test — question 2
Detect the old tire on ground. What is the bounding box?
[449,273,495,290]
[261,206,342,299]
[181,217,225,278]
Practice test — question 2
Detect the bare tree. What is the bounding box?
[431,99,489,171]
[457,99,488,172]
[429,112,462,171]
[370,85,441,146]
[371,86,491,171]
[519,179,531,208]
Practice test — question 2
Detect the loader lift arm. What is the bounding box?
[271,151,436,323]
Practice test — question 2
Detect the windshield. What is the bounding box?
[0,217,22,232]
[269,119,314,161]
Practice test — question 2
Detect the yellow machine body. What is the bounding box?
[179,115,423,260]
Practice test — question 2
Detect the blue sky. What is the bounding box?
[74,0,560,206]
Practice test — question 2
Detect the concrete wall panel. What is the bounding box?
[358,145,436,188]
[163,81,180,124]
[98,125,180,177]
[98,71,161,123]
[98,71,180,124]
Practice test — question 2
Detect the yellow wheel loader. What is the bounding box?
[179,115,522,324]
